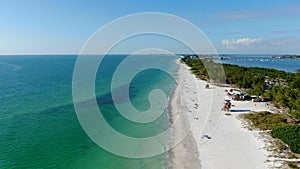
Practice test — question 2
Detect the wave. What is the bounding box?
[0,62,23,71]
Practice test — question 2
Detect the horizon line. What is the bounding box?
[0,53,298,56]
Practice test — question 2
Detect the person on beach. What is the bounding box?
[205,84,209,89]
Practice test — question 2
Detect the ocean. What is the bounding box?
[1,54,298,169]
[215,54,300,72]
[0,55,178,169]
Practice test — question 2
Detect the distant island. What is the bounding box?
[179,54,300,60]
[271,55,300,59]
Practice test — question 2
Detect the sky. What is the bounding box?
[1,0,300,54]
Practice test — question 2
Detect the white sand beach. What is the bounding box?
[169,60,274,169]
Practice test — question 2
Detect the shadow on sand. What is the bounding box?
[230,109,251,113]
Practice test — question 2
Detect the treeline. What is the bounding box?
[264,71,300,119]
[181,56,300,119]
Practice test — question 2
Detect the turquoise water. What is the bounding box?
[215,54,300,72]
[0,55,178,169]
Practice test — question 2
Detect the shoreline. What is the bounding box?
[168,59,275,169]
[166,59,201,169]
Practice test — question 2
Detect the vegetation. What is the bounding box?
[271,126,300,154]
[242,111,300,155]
[263,86,300,119]
[288,163,300,169]
[181,56,300,120]
[241,111,287,130]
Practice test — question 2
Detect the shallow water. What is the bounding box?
[0,55,178,169]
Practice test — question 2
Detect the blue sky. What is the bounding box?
[1,0,300,54]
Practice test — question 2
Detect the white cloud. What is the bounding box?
[220,37,300,54]
[222,38,263,48]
